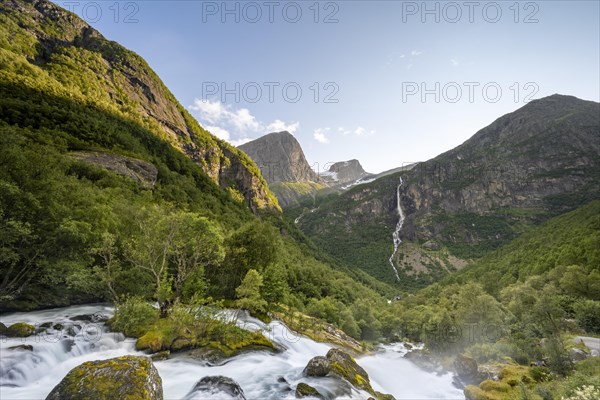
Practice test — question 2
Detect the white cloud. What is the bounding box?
[267,119,300,134]
[190,98,301,146]
[411,50,423,56]
[354,127,366,136]
[190,99,228,124]
[338,126,351,135]
[205,126,230,141]
[230,108,260,132]
[313,128,330,144]
[451,58,459,67]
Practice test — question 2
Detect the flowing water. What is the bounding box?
[388,177,406,281]
[0,304,463,399]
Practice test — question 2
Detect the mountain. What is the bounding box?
[238,131,327,208]
[0,0,278,213]
[0,0,392,316]
[238,131,318,184]
[320,159,370,188]
[293,95,600,287]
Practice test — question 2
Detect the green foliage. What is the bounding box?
[111,296,159,337]
[235,269,267,315]
[573,300,600,334]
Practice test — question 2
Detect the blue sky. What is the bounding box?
[56,1,600,173]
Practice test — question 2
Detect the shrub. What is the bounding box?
[111,296,158,337]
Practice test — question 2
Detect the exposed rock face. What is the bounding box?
[239,131,318,185]
[184,376,246,400]
[45,356,163,400]
[1,0,278,212]
[70,152,158,188]
[321,159,369,187]
[296,95,600,284]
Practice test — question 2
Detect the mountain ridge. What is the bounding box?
[292,94,600,286]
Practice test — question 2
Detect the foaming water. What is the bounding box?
[1,305,463,399]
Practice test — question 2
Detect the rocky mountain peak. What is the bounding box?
[238,131,318,184]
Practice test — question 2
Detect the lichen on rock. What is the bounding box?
[45,355,163,400]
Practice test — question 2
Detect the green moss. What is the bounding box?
[480,380,511,392]
[464,385,491,400]
[5,322,35,337]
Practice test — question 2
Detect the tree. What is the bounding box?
[235,269,267,314]
[261,263,288,306]
[126,208,224,316]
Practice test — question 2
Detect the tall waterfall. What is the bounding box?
[388,177,405,281]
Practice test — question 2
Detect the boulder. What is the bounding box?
[326,348,373,393]
[454,354,480,383]
[590,349,599,357]
[404,349,439,372]
[8,344,33,351]
[295,382,323,399]
[188,346,228,366]
[303,356,330,377]
[151,350,170,361]
[45,356,163,400]
[184,376,246,400]
[569,348,588,361]
[0,322,7,334]
[5,322,35,337]
[70,313,110,323]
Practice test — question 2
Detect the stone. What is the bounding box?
[184,376,246,400]
[45,355,163,400]
[326,348,373,393]
[5,322,35,337]
[70,313,110,323]
[8,344,33,351]
[569,348,588,361]
[404,349,438,373]
[295,382,323,399]
[454,354,479,382]
[303,356,330,377]
[151,350,170,361]
[590,349,599,357]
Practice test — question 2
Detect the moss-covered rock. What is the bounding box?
[0,322,6,333]
[45,355,163,400]
[455,354,480,383]
[326,348,373,393]
[464,385,491,400]
[5,322,35,337]
[295,382,323,399]
[150,350,170,362]
[303,356,330,377]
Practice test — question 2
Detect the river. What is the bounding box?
[0,304,464,399]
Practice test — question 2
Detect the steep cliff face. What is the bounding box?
[238,131,319,184]
[238,131,325,208]
[295,95,600,286]
[0,0,278,212]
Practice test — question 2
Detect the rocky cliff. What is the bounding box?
[320,159,370,188]
[295,95,600,286]
[238,131,319,184]
[0,0,278,212]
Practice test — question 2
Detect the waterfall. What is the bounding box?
[388,177,405,281]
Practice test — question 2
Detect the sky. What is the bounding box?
[54,0,600,173]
